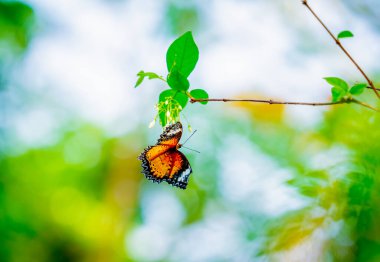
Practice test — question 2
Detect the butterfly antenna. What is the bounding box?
[181,146,201,154]
[182,130,197,146]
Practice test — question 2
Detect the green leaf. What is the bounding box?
[167,70,190,91]
[350,83,367,95]
[145,72,161,80]
[324,77,350,102]
[159,89,188,109]
[324,77,349,92]
[337,30,354,39]
[135,74,144,88]
[331,86,345,102]
[166,31,199,78]
[158,90,187,126]
[159,89,176,102]
[173,92,188,109]
[158,90,172,127]
[190,89,209,105]
[134,70,164,88]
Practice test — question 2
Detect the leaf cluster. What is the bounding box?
[135,31,208,127]
[324,77,367,102]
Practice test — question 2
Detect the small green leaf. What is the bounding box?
[331,86,345,102]
[337,30,354,39]
[325,77,350,103]
[350,83,367,95]
[135,70,164,88]
[167,70,190,91]
[173,92,188,109]
[166,31,199,78]
[135,74,144,88]
[190,89,209,105]
[145,72,161,80]
[324,77,349,92]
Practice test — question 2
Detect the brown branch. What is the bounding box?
[190,97,340,106]
[301,0,380,99]
[189,97,378,112]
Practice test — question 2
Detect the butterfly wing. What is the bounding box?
[157,122,183,147]
[138,145,171,183]
[165,150,192,189]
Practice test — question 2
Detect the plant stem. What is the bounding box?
[301,0,380,99]
[351,98,380,112]
[366,86,380,91]
[189,97,378,112]
[190,97,340,106]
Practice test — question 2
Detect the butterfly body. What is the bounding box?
[138,122,192,189]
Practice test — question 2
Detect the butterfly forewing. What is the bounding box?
[157,122,183,146]
[144,144,171,161]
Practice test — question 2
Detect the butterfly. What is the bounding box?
[138,122,192,189]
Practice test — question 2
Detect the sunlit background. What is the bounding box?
[2,0,380,261]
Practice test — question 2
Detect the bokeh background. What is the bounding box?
[2,0,380,261]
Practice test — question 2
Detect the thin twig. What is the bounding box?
[190,97,341,106]
[189,97,378,112]
[367,86,380,91]
[351,98,380,112]
[302,0,380,99]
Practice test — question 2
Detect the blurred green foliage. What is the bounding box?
[344,0,380,31]
[251,98,380,261]
[0,126,143,261]
[164,1,200,36]
[0,1,35,57]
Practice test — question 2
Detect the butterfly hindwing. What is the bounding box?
[165,150,192,189]
[138,122,193,189]
[148,151,173,179]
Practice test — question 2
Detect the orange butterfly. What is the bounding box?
[138,122,192,189]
